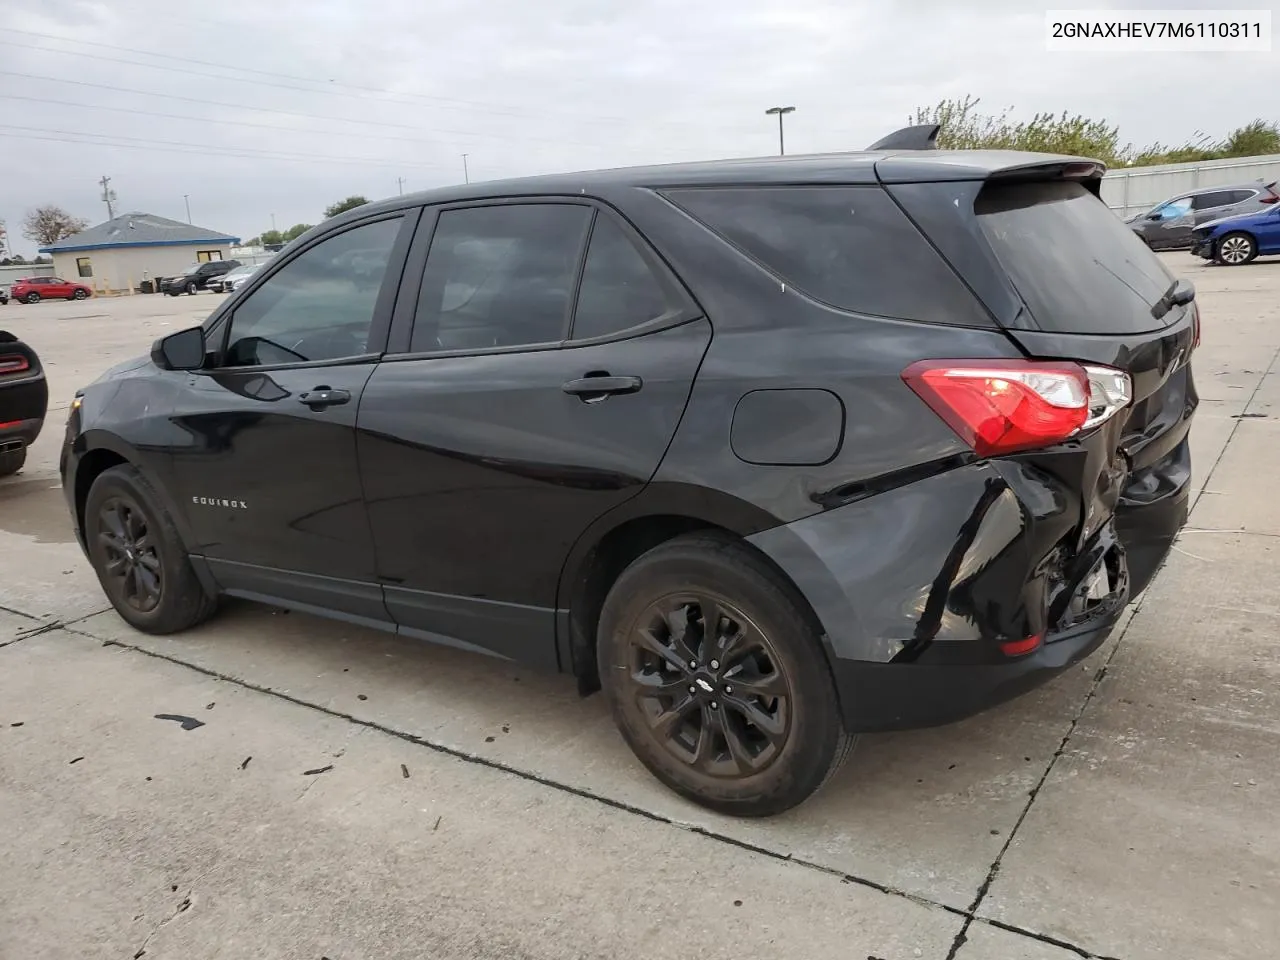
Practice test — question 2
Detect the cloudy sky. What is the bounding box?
[0,0,1274,255]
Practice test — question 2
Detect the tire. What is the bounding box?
[84,464,216,634]
[0,446,26,478]
[186,281,198,295]
[597,532,854,817]
[24,292,40,304]
[72,288,88,300]
[1215,232,1257,266]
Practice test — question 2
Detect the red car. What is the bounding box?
[11,276,92,303]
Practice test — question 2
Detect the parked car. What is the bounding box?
[11,276,93,303]
[0,329,47,477]
[1190,204,1280,265]
[207,261,266,294]
[1126,180,1280,249]
[61,130,1198,816]
[0,287,8,305]
[160,260,240,296]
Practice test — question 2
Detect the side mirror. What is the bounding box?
[1146,212,1162,221]
[151,325,207,371]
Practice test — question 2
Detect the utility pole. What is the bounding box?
[270,213,277,233]
[183,194,191,223]
[99,175,116,219]
[462,153,470,184]
[764,106,796,156]
[396,177,406,196]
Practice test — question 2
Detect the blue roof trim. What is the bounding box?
[39,237,241,253]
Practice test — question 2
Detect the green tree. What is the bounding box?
[245,235,262,247]
[259,229,284,246]
[1220,120,1280,158]
[324,195,369,219]
[283,223,314,242]
[911,96,1124,165]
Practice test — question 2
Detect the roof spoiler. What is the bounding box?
[866,124,940,151]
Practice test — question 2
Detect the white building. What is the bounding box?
[40,212,240,295]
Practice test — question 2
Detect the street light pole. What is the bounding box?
[183,194,191,223]
[462,153,470,184]
[764,106,796,156]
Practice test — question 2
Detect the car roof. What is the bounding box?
[344,148,1101,219]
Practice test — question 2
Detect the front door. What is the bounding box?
[357,201,710,667]
[167,212,416,622]
[1146,196,1194,248]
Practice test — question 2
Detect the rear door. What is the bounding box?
[1192,190,1239,228]
[357,199,710,668]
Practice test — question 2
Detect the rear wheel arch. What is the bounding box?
[561,511,828,697]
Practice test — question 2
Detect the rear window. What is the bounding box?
[975,181,1176,334]
[664,185,990,326]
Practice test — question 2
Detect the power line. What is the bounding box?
[0,70,607,148]
[0,27,756,135]
[0,126,462,171]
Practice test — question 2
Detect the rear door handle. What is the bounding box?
[561,375,643,402]
[299,386,351,409]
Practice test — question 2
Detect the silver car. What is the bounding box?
[1127,180,1279,250]
[208,261,267,294]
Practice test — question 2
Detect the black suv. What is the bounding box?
[61,128,1198,816]
[160,259,240,296]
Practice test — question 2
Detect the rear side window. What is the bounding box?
[664,185,989,326]
[412,203,590,353]
[976,181,1176,334]
[1192,191,1234,210]
[571,214,673,340]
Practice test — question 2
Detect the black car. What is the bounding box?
[160,259,240,296]
[61,127,1198,816]
[1,330,48,477]
[0,287,9,305]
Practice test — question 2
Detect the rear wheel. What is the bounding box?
[85,464,216,634]
[24,292,40,304]
[598,533,853,817]
[0,446,27,478]
[1215,232,1257,266]
[186,281,198,295]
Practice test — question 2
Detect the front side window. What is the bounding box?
[1156,198,1192,219]
[223,217,403,367]
[411,203,590,353]
[571,214,673,340]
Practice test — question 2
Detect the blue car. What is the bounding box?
[1190,204,1280,266]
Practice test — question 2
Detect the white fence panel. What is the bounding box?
[1101,155,1280,218]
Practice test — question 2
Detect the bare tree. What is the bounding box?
[21,206,89,247]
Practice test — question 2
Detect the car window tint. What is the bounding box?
[1227,189,1257,204]
[412,204,589,353]
[572,214,672,340]
[664,185,986,325]
[1192,191,1232,210]
[223,217,402,367]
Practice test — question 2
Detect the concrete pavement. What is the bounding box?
[2,256,1278,959]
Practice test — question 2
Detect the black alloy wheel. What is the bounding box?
[626,593,790,777]
[96,495,164,614]
[598,533,852,817]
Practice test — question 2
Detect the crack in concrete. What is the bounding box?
[79,625,1131,960]
[132,891,192,958]
[942,344,1278,960]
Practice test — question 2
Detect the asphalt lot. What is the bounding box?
[2,255,1277,960]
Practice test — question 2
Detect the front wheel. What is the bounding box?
[186,281,198,295]
[84,464,217,634]
[72,288,88,300]
[598,533,853,817]
[1215,232,1257,266]
[0,446,27,478]
[24,292,40,304]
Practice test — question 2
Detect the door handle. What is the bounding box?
[561,375,643,403]
[298,386,351,409]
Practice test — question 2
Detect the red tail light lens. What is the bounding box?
[0,354,31,375]
[1000,634,1043,657]
[903,359,1131,458]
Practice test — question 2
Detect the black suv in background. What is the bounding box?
[160,259,240,296]
[61,128,1198,816]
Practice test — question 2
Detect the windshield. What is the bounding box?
[976,181,1177,334]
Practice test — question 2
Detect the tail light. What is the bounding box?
[902,359,1132,458]
[1259,181,1279,204]
[0,354,31,375]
